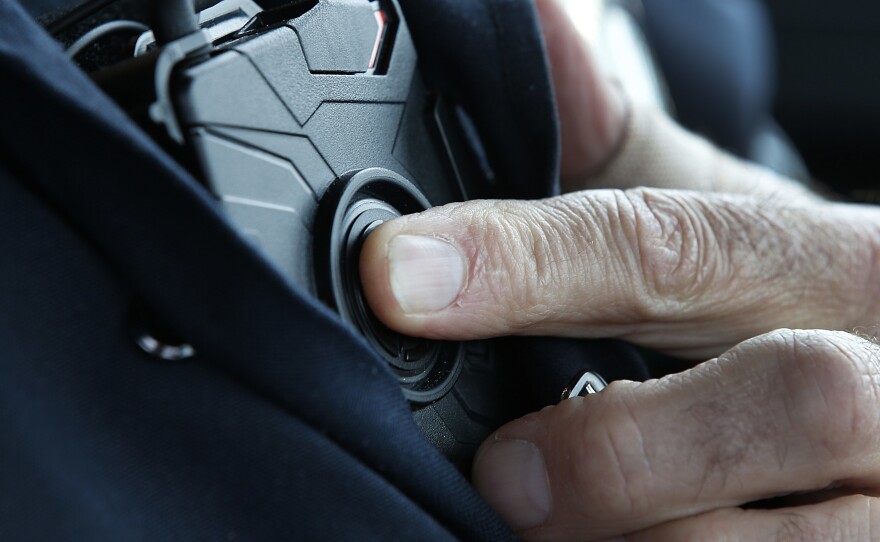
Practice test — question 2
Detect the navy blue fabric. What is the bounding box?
[642,0,775,157]
[399,0,650,407]
[504,338,650,412]
[1,0,650,539]
[0,163,456,540]
[399,0,561,199]
[0,1,515,539]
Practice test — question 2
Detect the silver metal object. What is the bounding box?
[561,370,608,400]
[149,29,213,143]
[130,301,197,362]
[134,0,263,57]
[66,20,150,58]
[146,0,265,142]
[135,333,196,362]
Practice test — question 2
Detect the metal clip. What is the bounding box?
[149,29,212,143]
[561,370,608,400]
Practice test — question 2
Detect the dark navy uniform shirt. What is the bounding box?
[0,0,650,539]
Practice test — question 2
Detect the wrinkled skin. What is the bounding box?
[360,1,880,540]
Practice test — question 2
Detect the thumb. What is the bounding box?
[359,189,880,358]
[470,379,651,541]
[358,195,624,342]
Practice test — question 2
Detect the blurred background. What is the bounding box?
[766,0,880,202]
[560,0,880,202]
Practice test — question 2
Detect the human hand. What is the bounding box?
[356,2,880,539]
[533,0,628,191]
[533,0,814,201]
[359,0,841,361]
[358,183,880,539]
[358,184,878,359]
[473,328,880,540]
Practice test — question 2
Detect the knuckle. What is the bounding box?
[774,329,880,454]
[567,382,655,518]
[620,189,729,320]
[480,198,593,329]
[457,201,552,326]
[849,230,880,324]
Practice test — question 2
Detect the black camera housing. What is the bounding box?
[84,0,519,471]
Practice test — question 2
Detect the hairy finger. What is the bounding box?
[472,330,880,540]
[360,188,880,357]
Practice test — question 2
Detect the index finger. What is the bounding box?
[360,188,880,357]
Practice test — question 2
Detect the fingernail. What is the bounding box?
[388,235,466,313]
[473,440,551,531]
